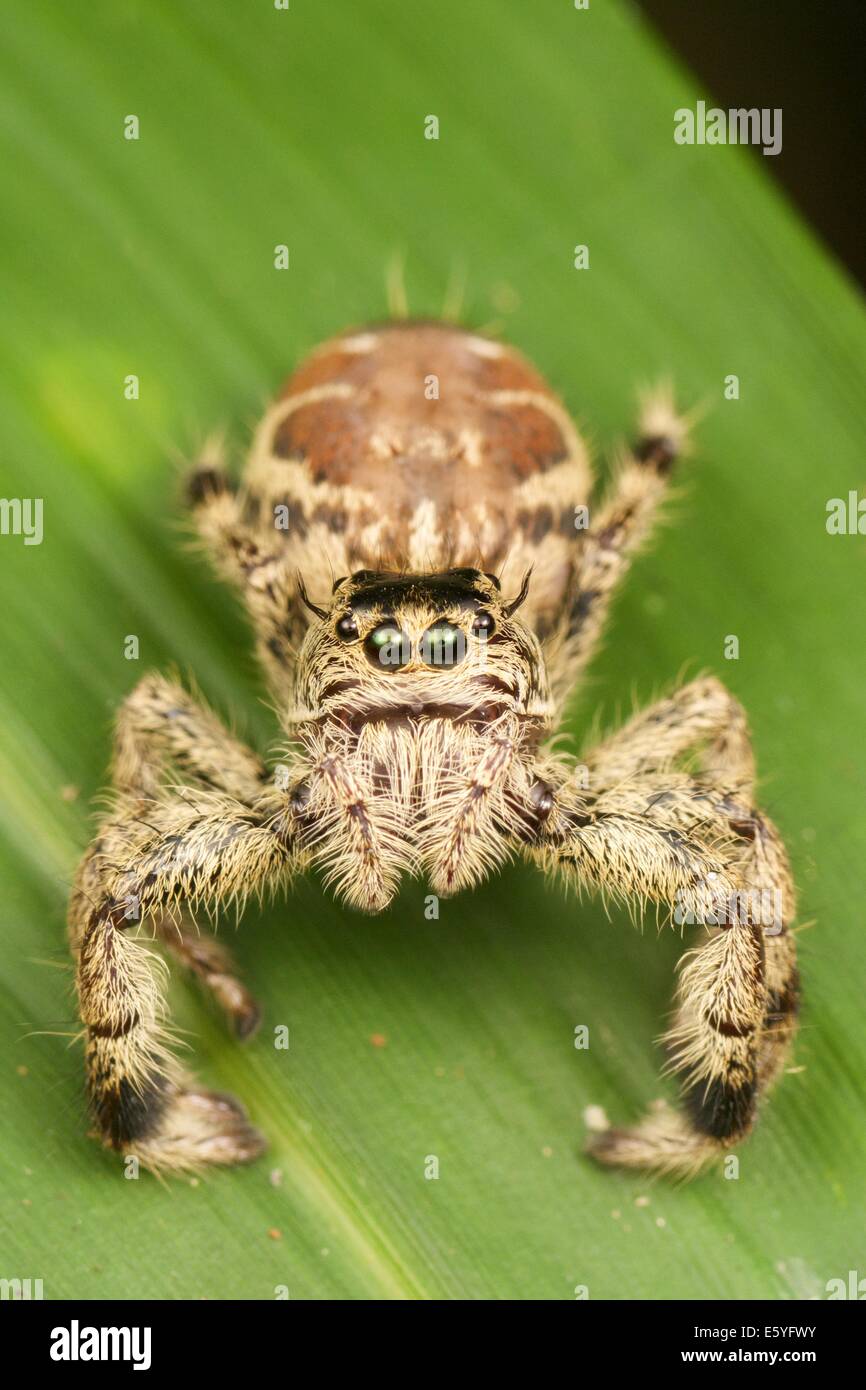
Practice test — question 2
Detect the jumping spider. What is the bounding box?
[69,321,799,1176]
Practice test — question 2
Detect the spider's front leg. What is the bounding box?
[585,676,800,1098]
[69,784,297,1172]
[526,776,774,1177]
[107,672,272,1037]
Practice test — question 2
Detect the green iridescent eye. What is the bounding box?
[364,622,411,669]
[419,622,467,668]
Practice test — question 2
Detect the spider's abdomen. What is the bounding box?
[243,321,591,629]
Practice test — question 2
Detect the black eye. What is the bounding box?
[420,622,467,668]
[336,614,359,642]
[471,611,495,638]
[364,622,411,669]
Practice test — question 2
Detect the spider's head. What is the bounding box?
[295,566,549,730]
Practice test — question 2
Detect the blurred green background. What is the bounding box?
[0,0,864,1300]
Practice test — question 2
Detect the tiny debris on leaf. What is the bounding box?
[583,1104,609,1133]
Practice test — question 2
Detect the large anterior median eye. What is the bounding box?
[364,622,411,669]
[419,621,467,668]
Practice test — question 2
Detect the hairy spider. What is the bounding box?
[68,321,799,1176]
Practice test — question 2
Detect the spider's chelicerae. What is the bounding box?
[69,321,799,1177]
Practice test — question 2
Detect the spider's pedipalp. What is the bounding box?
[429,722,518,896]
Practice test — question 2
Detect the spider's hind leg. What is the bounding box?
[546,388,691,710]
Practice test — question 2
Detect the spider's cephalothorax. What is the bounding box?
[288,564,552,911]
[68,321,799,1177]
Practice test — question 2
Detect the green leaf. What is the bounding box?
[0,0,863,1300]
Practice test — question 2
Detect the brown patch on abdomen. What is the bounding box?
[272,322,581,502]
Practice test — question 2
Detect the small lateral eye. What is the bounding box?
[336,614,359,642]
[364,622,411,669]
[471,611,495,638]
[420,621,467,668]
